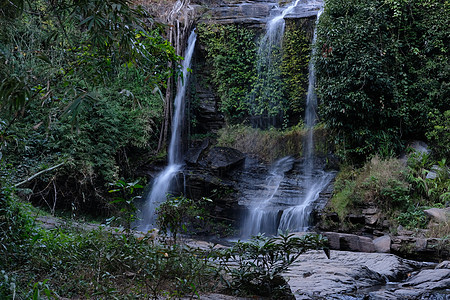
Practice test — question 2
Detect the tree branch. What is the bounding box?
[14,162,65,188]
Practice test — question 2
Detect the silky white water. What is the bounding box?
[138,30,197,231]
[241,156,295,237]
[242,4,331,237]
[249,0,303,127]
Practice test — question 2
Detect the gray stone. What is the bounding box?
[286,251,423,299]
[323,232,375,253]
[362,208,378,215]
[370,268,450,299]
[424,207,450,223]
[373,235,391,253]
[426,170,438,179]
[365,213,379,225]
[197,0,323,26]
[200,147,245,175]
[401,268,450,290]
[436,261,450,269]
[408,140,430,155]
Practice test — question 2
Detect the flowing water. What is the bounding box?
[241,156,295,237]
[249,0,303,127]
[277,7,329,232]
[137,30,197,231]
[241,3,332,238]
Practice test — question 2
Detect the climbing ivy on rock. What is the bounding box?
[197,23,257,123]
[316,0,449,162]
[197,21,313,127]
[282,19,312,126]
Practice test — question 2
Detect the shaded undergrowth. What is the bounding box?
[217,124,329,162]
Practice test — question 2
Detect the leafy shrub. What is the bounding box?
[329,156,408,217]
[397,208,428,229]
[426,110,450,161]
[218,232,328,298]
[156,195,214,242]
[107,179,143,230]
[406,153,450,206]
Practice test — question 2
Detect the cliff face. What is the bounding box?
[194,0,321,26]
[136,0,322,134]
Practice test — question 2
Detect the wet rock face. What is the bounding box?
[200,147,246,175]
[286,250,448,300]
[183,146,247,228]
[194,0,323,27]
[183,147,336,235]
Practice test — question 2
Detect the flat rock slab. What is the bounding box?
[284,250,441,299]
[369,268,450,299]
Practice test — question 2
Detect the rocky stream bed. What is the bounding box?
[36,215,449,299]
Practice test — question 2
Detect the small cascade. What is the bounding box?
[137,30,197,231]
[241,156,295,237]
[277,6,329,232]
[241,4,332,238]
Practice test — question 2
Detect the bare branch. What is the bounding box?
[14,162,65,188]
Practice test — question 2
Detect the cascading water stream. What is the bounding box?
[137,30,197,231]
[241,3,332,237]
[250,0,302,127]
[278,6,332,232]
[241,156,295,237]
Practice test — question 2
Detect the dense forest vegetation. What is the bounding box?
[1,0,449,298]
[1,0,180,214]
[316,0,449,161]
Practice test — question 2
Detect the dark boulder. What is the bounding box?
[185,138,210,165]
[199,147,245,176]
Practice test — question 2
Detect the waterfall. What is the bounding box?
[137,30,197,231]
[278,6,331,232]
[250,0,302,128]
[241,156,295,237]
[241,4,332,238]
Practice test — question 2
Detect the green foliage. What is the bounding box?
[0,167,36,267]
[156,195,212,243]
[0,270,16,299]
[426,110,450,161]
[196,21,312,126]
[328,154,449,230]
[329,156,409,220]
[0,0,179,212]
[197,23,257,123]
[316,0,449,162]
[107,179,143,230]
[406,153,450,206]
[157,195,193,243]
[281,20,311,124]
[330,182,356,220]
[218,232,328,298]
[1,177,218,298]
[397,207,428,229]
